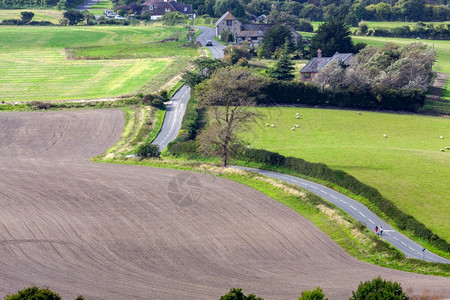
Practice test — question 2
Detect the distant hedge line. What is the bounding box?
[235,148,450,253]
[370,25,450,40]
[261,79,425,112]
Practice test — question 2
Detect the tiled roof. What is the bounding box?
[215,11,236,26]
[300,53,354,73]
[300,57,332,73]
[170,1,193,14]
[237,30,264,38]
[149,1,193,16]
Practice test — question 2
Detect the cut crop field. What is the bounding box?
[0,9,62,23]
[241,107,450,242]
[0,26,198,102]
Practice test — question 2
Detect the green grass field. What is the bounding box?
[241,107,450,242]
[0,26,198,101]
[87,0,112,15]
[0,9,62,23]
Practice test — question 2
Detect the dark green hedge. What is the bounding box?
[236,148,450,253]
[260,79,425,112]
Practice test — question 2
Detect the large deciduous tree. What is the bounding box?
[350,276,408,300]
[310,18,354,57]
[194,67,264,167]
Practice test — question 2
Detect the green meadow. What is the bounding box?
[241,107,450,242]
[0,26,198,101]
[0,9,62,23]
[88,0,113,15]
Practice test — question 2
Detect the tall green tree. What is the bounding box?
[269,45,295,81]
[310,18,354,57]
[5,286,61,300]
[298,287,328,300]
[260,24,294,58]
[194,67,264,167]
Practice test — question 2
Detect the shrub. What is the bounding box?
[5,286,61,300]
[350,277,408,300]
[298,287,327,300]
[135,141,160,158]
[20,11,34,24]
[220,288,263,300]
[142,94,166,109]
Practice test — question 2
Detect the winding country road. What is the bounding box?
[152,26,450,264]
[152,26,224,151]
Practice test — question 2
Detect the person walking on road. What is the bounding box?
[375,225,379,235]
[380,226,383,236]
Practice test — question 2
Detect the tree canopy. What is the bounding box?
[350,276,409,300]
[310,19,354,57]
[259,24,294,58]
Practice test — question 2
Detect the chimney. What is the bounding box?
[317,49,322,58]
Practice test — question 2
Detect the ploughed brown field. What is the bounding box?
[0,110,448,299]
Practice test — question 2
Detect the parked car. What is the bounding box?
[205,40,213,46]
[115,15,126,20]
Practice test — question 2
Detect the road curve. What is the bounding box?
[231,166,450,264]
[152,26,224,151]
[153,28,450,264]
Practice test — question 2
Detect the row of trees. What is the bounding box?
[359,22,450,40]
[178,0,450,23]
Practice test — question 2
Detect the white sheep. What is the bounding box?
[383,134,387,138]
[271,124,275,128]
[265,123,269,127]
[357,111,361,115]
[446,147,450,150]
[294,124,299,128]
[440,136,444,139]
[296,112,299,115]
[296,115,300,119]
[440,149,445,152]
[291,127,295,131]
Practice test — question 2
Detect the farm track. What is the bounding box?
[1,111,450,299]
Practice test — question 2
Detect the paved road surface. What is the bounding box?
[231,166,450,264]
[76,0,100,10]
[152,26,224,151]
[152,26,450,264]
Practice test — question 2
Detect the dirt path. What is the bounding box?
[427,72,449,102]
[0,110,449,299]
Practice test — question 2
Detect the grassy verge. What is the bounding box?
[93,155,450,277]
[87,0,112,15]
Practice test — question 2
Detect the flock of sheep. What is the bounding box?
[264,111,448,152]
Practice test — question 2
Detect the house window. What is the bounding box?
[165,8,170,12]
[304,73,311,78]
[226,20,232,26]
[149,5,153,9]
[251,37,257,40]
[184,7,187,11]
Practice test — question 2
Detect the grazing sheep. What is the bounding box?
[383,134,387,138]
[296,115,300,119]
[294,124,299,128]
[296,113,299,116]
[357,111,361,115]
[441,149,445,152]
[291,127,295,131]
[271,124,275,128]
[446,147,450,150]
[265,123,269,127]
[440,136,444,139]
